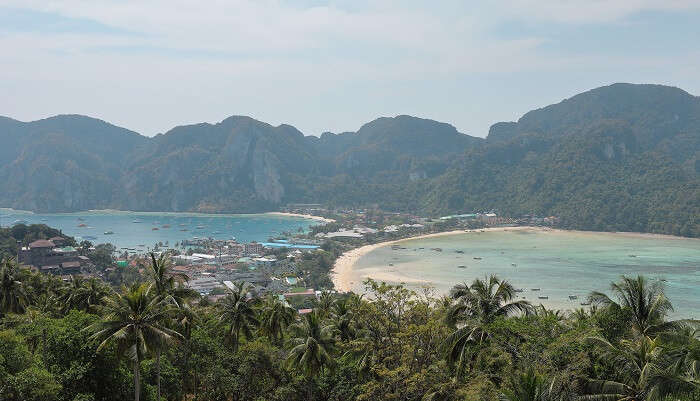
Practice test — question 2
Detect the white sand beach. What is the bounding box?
[265,212,335,223]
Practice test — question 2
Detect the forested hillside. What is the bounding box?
[0,83,698,236]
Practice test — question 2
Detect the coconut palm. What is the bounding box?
[88,283,182,401]
[581,335,700,400]
[58,275,111,313]
[588,275,675,337]
[259,294,296,345]
[0,257,28,316]
[499,368,567,401]
[287,310,336,400]
[315,290,335,318]
[217,282,259,352]
[330,296,356,341]
[445,275,532,376]
[142,252,198,401]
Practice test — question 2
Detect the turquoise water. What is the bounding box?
[351,230,700,318]
[0,209,317,250]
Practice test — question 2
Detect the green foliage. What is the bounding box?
[1,252,699,401]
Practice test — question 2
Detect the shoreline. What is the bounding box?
[264,212,335,224]
[1,207,334,224]
[331,226,699,292]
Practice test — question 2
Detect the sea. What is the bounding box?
[350,229,700,318]
[0,209,319,250]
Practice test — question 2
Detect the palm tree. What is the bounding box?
[58,276,112,313]
[259,295,296,345]
[581,335,700,400]
[500,368,565,401]
[588,275,674,337]
[315,290,335,318]
[330,296,356,341]
[0,257,28,316]
[88,283,182,401]
[445,275,531,376]
[287,310,336,400]
[142,252,198,401]
[217,282,258,352]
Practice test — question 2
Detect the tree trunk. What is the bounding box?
[134,355,140,401]
[307,378,313,401]
[157,349,161,401]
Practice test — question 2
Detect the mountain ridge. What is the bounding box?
[0,83,698,236]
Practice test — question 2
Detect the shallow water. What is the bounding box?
[0,209,316,250]
[351,230,700,318]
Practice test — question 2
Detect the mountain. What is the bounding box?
[118,116,319,212]
[312,115,481,175]
[0,115,146,212]
[0,83,698,236]
[429,83,699,236]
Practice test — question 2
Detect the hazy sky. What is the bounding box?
[1,1,699,137]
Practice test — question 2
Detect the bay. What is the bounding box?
[0,209,318,250]
[350,229,700,318]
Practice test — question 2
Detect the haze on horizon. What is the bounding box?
[1,1,700,138]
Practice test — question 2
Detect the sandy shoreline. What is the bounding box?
[264,212,335,223]
[331,226,698,292]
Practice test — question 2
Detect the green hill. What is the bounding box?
[0,83,697,236]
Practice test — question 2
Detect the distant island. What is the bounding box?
[1,83,698,237]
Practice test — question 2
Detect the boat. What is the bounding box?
[104,231,114,235]
[132,220,142,223]
[538,296,549,300]
[531,288,541,291]
[511,263,517,267]
[388,263,394,266]
[629,254,637,258]
[473,257,482,260]
[430,248,442,252]
[152,227,159,231]
[514,289,524,293]
[568,295,578,300]
[457,265,466,269]
[196,226,205,229]
[13,219,27,225]
[455,250,464,254]
[78,223,87,227]
[180,229,188,231]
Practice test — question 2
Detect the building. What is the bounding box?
[244,242,264,255]
[18,238,89,276]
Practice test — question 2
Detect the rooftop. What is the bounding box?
[29,239,55,248]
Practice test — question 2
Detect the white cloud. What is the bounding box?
[0,0,698,137]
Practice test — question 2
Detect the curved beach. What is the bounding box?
[332,227,538,291]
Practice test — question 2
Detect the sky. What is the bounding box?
[1,1,699,138]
